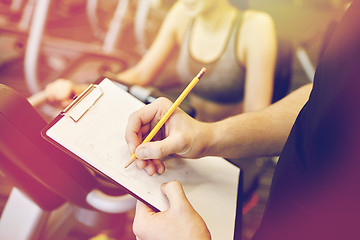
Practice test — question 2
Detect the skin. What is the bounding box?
[44,78,88,107]
[133,181,211,240]
[125,83,313,239]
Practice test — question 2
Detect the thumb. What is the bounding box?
[161,181,190,209]
[135,134,187,160]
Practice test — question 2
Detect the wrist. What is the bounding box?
[199,121,218,157]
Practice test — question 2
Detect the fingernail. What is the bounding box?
[137,148,148,159]
[157,168,165,175]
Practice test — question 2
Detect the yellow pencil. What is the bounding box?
[125,67,207,168]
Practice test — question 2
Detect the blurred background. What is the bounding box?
[0,0,348,97]
[0,0,349,239]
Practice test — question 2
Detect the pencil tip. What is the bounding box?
[125,154,137,168]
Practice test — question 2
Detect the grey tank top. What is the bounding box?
[176,12,245,104]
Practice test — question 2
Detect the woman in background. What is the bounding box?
[46,0,277,122]
[116,0,277,121]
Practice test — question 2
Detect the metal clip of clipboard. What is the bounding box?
[63,84,103,122]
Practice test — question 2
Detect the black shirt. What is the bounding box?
[253,2,360,239]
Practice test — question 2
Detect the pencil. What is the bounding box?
[125,67,207,168]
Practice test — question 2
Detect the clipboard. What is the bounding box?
[42,78,242,240]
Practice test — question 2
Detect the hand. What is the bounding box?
[125,97,211,175]
[133,181,211,240]
[45,78,75,107]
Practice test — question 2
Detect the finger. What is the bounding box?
[153,159,165,174]
[161,181,190,209]
[135,158,148,169]
[133,97,173,132]
[144,163,157,176]
[128,98,171,134]
[135,158,164,175]
[126,106,159,154]
[126,122,151,156]
[133,200,155,237]
[135,133,186,160]
[44,85,56,102]
[140,123,151,135]
[53,79,73,100]
[135,200,154,217]
[125,120,145,155]
[152,126,165,142]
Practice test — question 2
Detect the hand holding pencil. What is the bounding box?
[125,67,207,170]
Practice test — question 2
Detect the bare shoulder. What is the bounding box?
[236,10,276,60]
[242,10,275,30]
[239,9,276,43]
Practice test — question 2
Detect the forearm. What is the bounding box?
[204,84,313,159]
[116,66,146,86]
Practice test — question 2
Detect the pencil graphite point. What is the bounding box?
[125,67,206,169]
[124,153,137,168]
